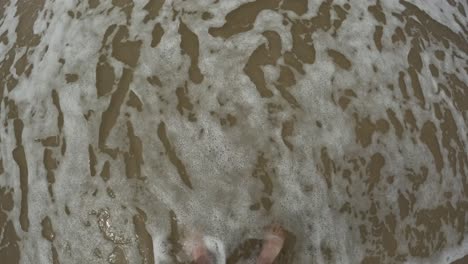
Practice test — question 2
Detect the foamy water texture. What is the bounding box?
[0,0,467,263]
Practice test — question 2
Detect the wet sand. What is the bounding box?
[0,0,467,263]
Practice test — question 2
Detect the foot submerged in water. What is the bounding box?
[256,224,286,264]
[183,225,285,264]
[184,233,213,264]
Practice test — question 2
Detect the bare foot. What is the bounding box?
[256,224,285,264]
[184,233,212,264]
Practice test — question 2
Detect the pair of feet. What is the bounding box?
[188,225,285,264]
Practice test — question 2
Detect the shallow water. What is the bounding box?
[0,0,467,263]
